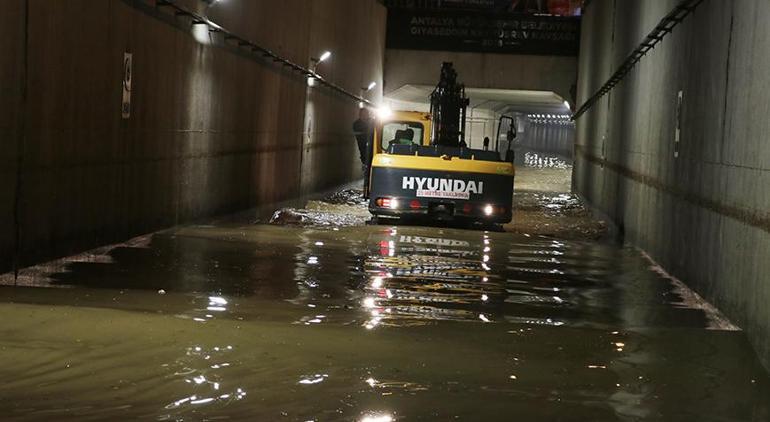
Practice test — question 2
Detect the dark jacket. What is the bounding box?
[352,118,374,165]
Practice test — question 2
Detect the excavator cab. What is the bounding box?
[496,115,518,163]
[367,63,515,224]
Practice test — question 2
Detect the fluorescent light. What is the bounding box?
[367,81,377,90]
[319,51,332,62]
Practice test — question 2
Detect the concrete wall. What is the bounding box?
[301,0,386,195]
[385,49,578,103]
[574,0,770,369]
[0,0,386,271]
[0,0,25,272]
[466,107,502,150]
[520,119,575,159]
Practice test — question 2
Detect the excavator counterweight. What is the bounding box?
[367,63,515,225]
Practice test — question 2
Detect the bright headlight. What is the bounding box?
[376,105,393,120]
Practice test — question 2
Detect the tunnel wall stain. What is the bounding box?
[574,0,770,369]
[0,0,25,273]
[0,0,386,272]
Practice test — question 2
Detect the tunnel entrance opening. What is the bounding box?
[384,84,576,161]
[380,82,596,237]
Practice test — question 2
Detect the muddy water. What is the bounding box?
[1,160,768,421]
[1,219,769,421]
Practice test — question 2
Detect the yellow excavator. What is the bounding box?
[366,62,516,225]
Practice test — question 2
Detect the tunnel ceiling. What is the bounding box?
[386,84,570,115]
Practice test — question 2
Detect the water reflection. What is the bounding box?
[523,151,570,169]
[361,414,394,422]
[355,229,620,328]
[207,295,228,312]
[298,374,328,385]
[1,204,769,420]
[38,227,302,298]
[162,343,246,417]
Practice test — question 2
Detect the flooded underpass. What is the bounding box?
[1,157,768,421]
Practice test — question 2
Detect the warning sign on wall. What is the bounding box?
[122,52,132,119]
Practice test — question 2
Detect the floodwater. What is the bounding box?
[1,162,769,421]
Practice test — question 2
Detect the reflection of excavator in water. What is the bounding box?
[366,62,516,225]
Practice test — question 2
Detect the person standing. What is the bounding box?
[353,108,374,196]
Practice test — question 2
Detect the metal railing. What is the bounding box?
[571,0,704,120]
[125,0,373,107]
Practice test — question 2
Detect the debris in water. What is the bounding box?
[322,189,368,206]
[269,208,369,227]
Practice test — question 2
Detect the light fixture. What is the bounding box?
[376,105,393,120]
[310,51,332,73]
[366,81,377,91]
